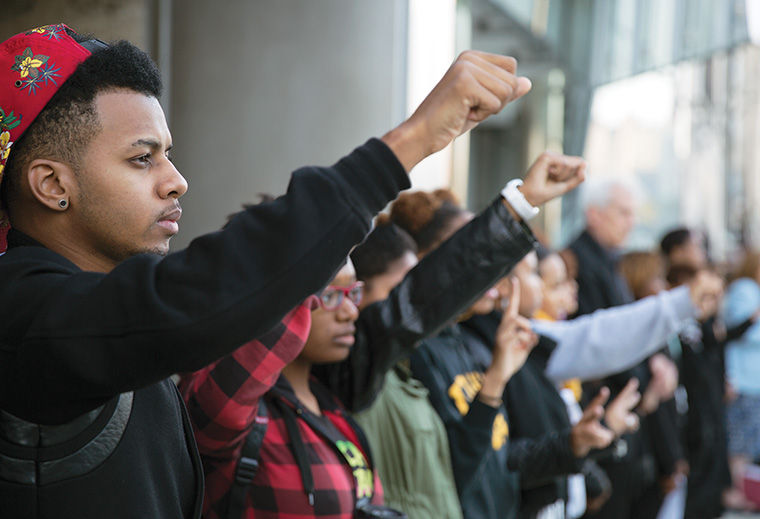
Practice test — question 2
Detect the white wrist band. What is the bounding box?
[500,179,539,221]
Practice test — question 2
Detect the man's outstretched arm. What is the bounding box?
[0,51,533,422]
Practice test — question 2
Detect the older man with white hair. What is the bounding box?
[564,178,689,519]
[565,178,638,317]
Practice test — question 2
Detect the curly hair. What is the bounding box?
[1,30,162,213]
[389,188,464,254]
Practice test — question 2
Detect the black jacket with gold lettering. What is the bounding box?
[410,324,582,519]
[410,323,517,519]
[463,317,582,519]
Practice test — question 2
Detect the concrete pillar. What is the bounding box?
[169,0,408,248]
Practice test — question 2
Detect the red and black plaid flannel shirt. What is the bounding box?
[179,302,312,516]
[244,376,384,519]
[180,302,382,519]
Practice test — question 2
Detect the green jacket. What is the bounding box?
[355,364,463,519]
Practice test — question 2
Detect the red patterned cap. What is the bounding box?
[0,24,93,252]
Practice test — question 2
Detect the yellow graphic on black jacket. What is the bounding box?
[448,371,509,451]
[336,440,374,499]
[492,413,509,450]
[448,372,484,415]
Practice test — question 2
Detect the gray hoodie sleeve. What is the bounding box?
[534,285,696,383]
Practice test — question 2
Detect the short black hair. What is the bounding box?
[660,227,691,257]
[1,31,162,213]
[351,220,418,282]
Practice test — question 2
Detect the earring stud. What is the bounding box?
[58,199,68,209]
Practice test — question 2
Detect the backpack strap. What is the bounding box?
[271,397,317,506]
[227,399,269,519]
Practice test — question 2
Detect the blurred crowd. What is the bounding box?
[183,168,760,519]
[3,24,758,519]
[342,176,760,519]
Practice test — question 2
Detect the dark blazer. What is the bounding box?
[567,230,633,317]
[679,318,733,518]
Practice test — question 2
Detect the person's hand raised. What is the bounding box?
[602,378,641,436]
[479,278,537,405]
[570,387,615,458]
[492,277,538,380]
[688,270,723,320]
[638,354,679,415]
[518,151,587,207]
[383,51,532,172]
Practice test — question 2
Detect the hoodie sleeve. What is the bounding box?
[0,139,408,423]
[537,286,696,383]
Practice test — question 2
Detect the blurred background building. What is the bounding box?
[3,0,760,262]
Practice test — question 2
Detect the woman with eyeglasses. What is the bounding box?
[180,152,586,519]
[247,260,394,517]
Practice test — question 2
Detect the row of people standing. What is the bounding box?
[0,24,572,519]
[353,178,728,519]
[350,178,739,519]
[4,21,746,519]
[179,153,590,518]
[565,178,760,518]
[179,165,736,519]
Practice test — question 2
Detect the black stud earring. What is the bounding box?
[58,199,68,209]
